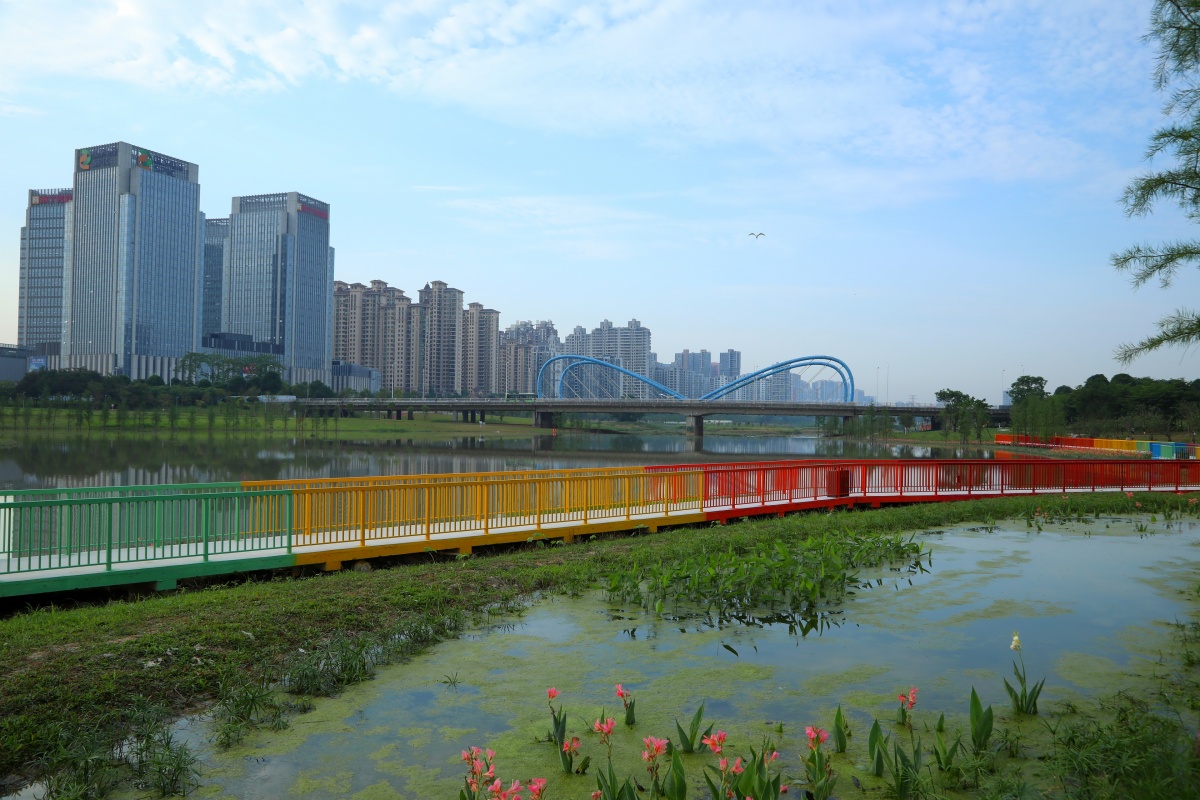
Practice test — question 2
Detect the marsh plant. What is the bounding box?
[803,727,837,800]
[831,704,850,754]
[616,683,636,727]
[1003,631,1045,716]
[212,676,290,749]
[896,685,918,728]
[672,702,715,754]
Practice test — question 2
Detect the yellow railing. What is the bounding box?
[288,470,707,546]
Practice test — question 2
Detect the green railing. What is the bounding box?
[0,489,292,577]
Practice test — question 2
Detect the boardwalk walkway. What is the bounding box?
[3,458,1196,597]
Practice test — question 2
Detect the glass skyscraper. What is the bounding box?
[17,189,72,355]
[60,142,202,379]
[202,217,229,339]
[220,192,333,384]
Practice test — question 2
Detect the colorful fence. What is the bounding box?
[3,459,1198,597]
[994,434,1198,458]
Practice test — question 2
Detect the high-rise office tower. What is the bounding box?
[61,142,203,379]
[17,189,72,355]
[216,192,333,384]
[201,218,229,339]
[333,279,419,394]
[418,280,463,396]
[461,302,500,396]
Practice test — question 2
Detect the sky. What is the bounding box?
[1,0,1198,404]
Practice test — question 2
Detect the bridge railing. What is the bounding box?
[0,489,292,576]
[5,459,1200,585]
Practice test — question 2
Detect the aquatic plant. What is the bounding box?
[702,748,743,800]
[868,719,890,777]
[460,747,531,800]
[594,716,617,760]
[673,702,715,754]
[969,688,995,755]
[831,704,850,753]
[657,748,688,800]
[1003,632,1046,715]
[594,757,639,800]
[880,732,934,800]
[803,727,837,800]
[616,683,636,727]
[641,736,669,796]
[896,685,918,728]
[932,713,962,773]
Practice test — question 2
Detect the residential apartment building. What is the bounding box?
[461,302,500,396]
[499,320,560,396]
[17,189,72,356]
[60,142,204,379]
[561,319,652,398]
[332,279,420,395]
[418,280,463,396]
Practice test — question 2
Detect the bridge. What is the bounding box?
[297,397,1008,434]
[1,457,1190,598]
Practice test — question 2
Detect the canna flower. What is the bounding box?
[563,736,581,755]
[702,730,727,754]
[616,684,627,698]
[528,778,547,800]
[907,687,918,709]
[594,717,616,737]
[732,757,744,775]
[1010,631,1021,652]
[546,687,559,701]
[592,793,602,800]
[805,726,829,749]
[642,736,668,758]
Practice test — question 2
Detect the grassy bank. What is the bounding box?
[1,491,1197,795]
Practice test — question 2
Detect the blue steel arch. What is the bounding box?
[536,354,855,402]
[536,355,686,400]
[700,356,856,403]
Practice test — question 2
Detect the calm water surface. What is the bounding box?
[0,433,993,490]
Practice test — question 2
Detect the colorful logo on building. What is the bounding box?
[78,149,91,171]
[136,150,154,170]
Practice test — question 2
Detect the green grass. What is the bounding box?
[0,491,1196,792]
[0,409,543,441]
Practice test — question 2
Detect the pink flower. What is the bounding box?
[594,717,616,737]
[732,757,744,775]
[592,792,602,800]
[528,778,547,800]
[765,750,779,763]
[702,730,727,754]
[486,748,496,761]
[719,757,728,772]
[616,684,627,698]
[1125,491,1134,498]
[780,786,789,794]
[563,736,581,754]
[546,687,559,701]
[642,736,668,758]
[805,726,829,749]
[907,686,918,709]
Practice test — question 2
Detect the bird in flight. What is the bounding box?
[749,232,765,238]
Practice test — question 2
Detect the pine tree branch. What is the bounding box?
[1115,308,1200,363]
[1110,240,1200,287]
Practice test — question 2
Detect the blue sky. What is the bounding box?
[1,0,1197,403]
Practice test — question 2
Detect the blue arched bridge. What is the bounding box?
[536,355,856,403]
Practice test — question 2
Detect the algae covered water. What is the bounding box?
[172,517,1200,799]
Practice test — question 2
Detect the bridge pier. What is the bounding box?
[533,411,556,429]
[406,410,413,420]
[685,415,705,438]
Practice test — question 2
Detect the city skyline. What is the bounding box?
[2,2,1198,403]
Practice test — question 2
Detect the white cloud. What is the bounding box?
[0,0,1161,185]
